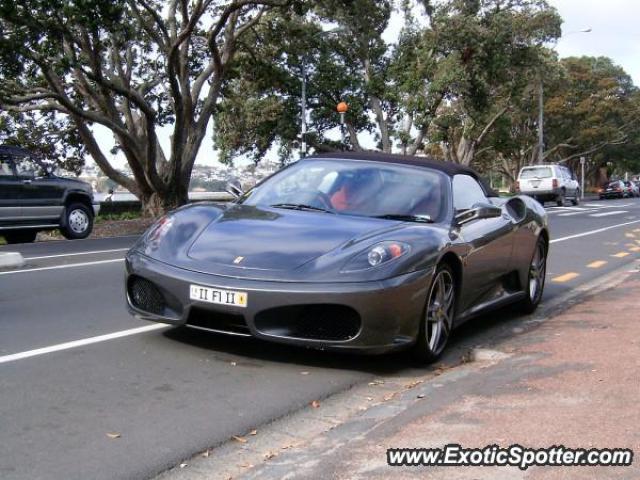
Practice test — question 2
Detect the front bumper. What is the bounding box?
[125,251,432,354]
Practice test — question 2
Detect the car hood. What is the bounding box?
[137,203,446,282]
[186,204,400,271]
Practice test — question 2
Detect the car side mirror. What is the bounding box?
[225,178,244,199]
[455,203,502,225]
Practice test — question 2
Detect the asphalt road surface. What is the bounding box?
[1,198,640,480]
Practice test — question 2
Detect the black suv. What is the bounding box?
[0,145,99,243]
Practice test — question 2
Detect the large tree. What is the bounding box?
[487,55,640,189]
[213,0,561,166]
[0,0,290,215]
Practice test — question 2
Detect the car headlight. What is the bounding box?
[341,241,410,272]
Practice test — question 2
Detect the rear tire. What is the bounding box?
[60,203,93,240]
[412,264,456,364]
[3,230,38,244]
[516,237,547,314]
[571,191,580,205]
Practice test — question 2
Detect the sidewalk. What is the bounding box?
[238,274,640,479]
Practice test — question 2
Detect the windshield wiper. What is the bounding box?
[374,214,434,223]
[270,203,334,213]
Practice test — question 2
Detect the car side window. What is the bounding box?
[452,174,488,211]
[15,158,36,178]
[0,158,14,177]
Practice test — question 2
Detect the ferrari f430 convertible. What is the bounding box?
[126,152,549,362]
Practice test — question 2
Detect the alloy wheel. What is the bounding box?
[425,269,455,355]
[528,240,546,302]
[68,209,90,234]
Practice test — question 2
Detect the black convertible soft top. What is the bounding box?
[306,151,498,197]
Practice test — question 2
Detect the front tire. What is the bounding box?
[3,229,38,244]
[412,264,456,364]
[516,237,547,314]
[61,203,93,240]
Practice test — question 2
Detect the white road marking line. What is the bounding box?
[550,219,640,244]
[0,258,123,275]
[0,324,168,365]
[25,248,130,261]
[584,203,606,207]
[558,211,597,217]
[589,211,628,217]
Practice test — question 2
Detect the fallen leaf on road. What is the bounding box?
[249,429,257,436]
[106,433,121,439]
[310,400,320,408]
[366,396,373,401]
[300,371,310,375]
[264,451,278,460]
[230,361,237,366]
[179,463,188,468]
[201,450,210,458]
[383,393,397,402]
[232,435,248,443]
[405,380,423,389]
[417,394,425,399]
[368,379,385,386]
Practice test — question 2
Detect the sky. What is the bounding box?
[549,0,640,85]
[94,0,640,170]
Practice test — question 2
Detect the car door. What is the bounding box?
[452,174,515,311]
[14,157,65,223]
[0,156,22,224]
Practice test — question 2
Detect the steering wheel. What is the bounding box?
[296,189,334,210]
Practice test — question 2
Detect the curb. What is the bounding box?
[0,252,24,269]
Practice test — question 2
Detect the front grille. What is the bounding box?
[254,305,361,341]
[187,307,250,335]
[128,277,166,315]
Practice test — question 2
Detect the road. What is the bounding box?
[1,198,639,480]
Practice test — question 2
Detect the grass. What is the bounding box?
[95,211,143,223]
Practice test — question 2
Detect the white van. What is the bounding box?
[516,164,580,206]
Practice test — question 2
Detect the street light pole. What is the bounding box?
[300,61,307,157]
[580,156,586,199]
[537,77,544,164]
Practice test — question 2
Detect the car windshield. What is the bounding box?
[241,159,448,222]
[520,167,552,179]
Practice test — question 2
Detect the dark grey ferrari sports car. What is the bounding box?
[125,152,549,362]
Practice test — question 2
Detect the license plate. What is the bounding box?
[189,284,248,308]
[531,180,541,188]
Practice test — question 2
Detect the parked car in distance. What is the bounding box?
[623,180,640,197]
[516,164,580,206]
[599,180,628,199]
[0,145,99,244]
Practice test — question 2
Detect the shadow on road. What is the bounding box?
[161,299,542,376]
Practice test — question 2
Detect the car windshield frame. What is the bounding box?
[240,159,452,223]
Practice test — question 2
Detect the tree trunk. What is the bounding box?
[140,183,188,218]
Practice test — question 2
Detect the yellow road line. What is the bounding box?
[552,272,580,283]
[587,261,607,269]
[612,252,630,258]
